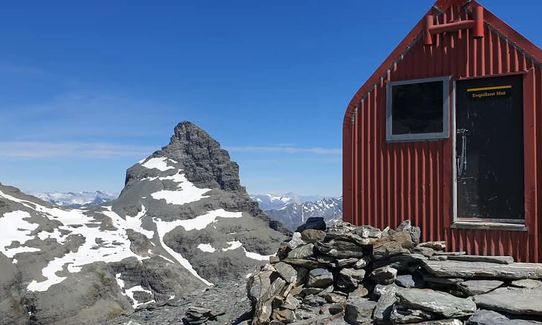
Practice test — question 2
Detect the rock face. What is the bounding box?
[0,121,286,324]
[246,220,542,325]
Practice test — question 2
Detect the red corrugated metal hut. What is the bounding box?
[342,0,542,262]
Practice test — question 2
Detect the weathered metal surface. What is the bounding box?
[343,1,542,262]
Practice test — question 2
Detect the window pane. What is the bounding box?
[391,81,443,135]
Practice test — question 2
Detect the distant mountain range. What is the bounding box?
[33,191,117,208]
[251,194,343,231]
[37,192,342,233]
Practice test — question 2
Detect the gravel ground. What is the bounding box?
[107,281,252,325]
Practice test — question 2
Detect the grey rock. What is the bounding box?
[395,274,425,288]
[300,229,326,243]
[418,241,447,251]
[373,284,399,322]
[316,240,365,259]
[373,232,414,260]
[474,287,542,316]
[281,294,301,310]
[423,260,542,280]
[354,257,370,269]
[295,217,326,233]
[344,296,377,324]
[336,268,366,291]
[390,304,436,324]
[282,258,323,269]
[272,308,297,323]
[396,220,421,245]
[416,319,463,325]
[337,258,359,268]
[326,223,378,246]
[397,288,476,318]
[287,244,315,259]
[287,232,305,250]
[253,277,287,324]
[307,268,334,288]
[320,292,347,304]
[459,280,504,295]
[349,286,369,299]
[511,279,542,289]
[370,266,398,285]
[374,283,400,298]
[447,255,514,264]
[274,262,298,284]
[467,309,542,325]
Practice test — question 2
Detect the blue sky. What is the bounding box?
[0,1,540,196]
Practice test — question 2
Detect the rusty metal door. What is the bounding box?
[455,75,524,221]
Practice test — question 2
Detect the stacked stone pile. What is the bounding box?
[246,220,542,324]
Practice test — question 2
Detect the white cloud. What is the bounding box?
[226,145,341,155]
[0,141,155,159]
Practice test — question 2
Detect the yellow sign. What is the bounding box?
[467,85,512,99]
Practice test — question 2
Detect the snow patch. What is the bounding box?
[141,157,174,171]
[0,211,40,258]
[222,241,242,251]
[176,209,243,231]
[124,285,155,309]
[150,173,210,205]
[197,243,216,253]
[154,218,213,286]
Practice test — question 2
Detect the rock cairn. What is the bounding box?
[246,220,542,324]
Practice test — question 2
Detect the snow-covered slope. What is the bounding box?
[33,191,116,208]
[0,121,285,324]
[259,196,343,231]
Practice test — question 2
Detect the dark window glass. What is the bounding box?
[391,81,444,135]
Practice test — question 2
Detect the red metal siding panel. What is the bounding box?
[343,4,542,262]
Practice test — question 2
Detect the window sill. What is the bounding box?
[451,221,527,232]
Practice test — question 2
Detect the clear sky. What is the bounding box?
[0,1,540,197]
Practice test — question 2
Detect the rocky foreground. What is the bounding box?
[244,220,542,325]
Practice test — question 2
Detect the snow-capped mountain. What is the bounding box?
[0,121,285,324]
[259,196,343,231]
[33,191,117,208]
[251,193,323,210]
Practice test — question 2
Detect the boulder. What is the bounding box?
[287,232,305,250]
[307,268,334,288]
[396,220,421,245]
[295,217,326,233]
[511,279,542,289]
[390,304,436,324]
[474,287,542,316]
[316,240,365,259]
[466,309,542,325]
[370,266,398,285]
[395,274,425,288]
[336,268,366,291]
[396,288,476,318]
[344,297,377,325]
[373,284,399,322]
[274,262,298,284]
[423,260,542,280]
[337,258,359,268]
[418,241,447,251]
[459,280,504,295]
[300,229,326,243]
[287,243,314,259]
[447,255,514,264]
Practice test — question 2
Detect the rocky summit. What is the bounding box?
[246,220,542,325]
[0,121,286,324]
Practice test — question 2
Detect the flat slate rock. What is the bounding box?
[511,279,542,289]
[474,287,542,316]
[447,255,514,264]
[466,309,542,325]
[459,280,504,295]
[396,288,476,318]
[423,260,542,280]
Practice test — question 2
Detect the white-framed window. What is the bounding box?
[386,76,451,142]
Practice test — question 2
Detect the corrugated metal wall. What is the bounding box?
[343,3,542,262]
